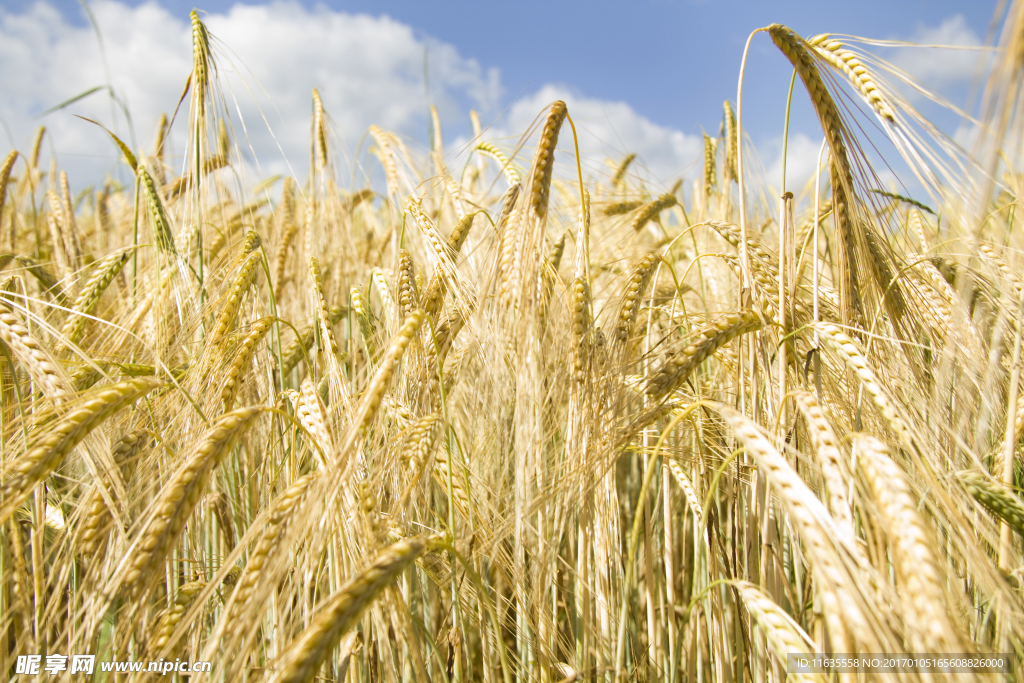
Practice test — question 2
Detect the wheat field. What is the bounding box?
[2,5,1024,683]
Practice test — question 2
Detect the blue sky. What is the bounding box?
[0,0,998,195]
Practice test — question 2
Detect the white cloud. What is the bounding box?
[889,15,985,87]
[765,132,826,196]
[0,1,699,192]
[0,0,502,185]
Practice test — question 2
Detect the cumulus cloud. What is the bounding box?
[0,1,700,190]
[888,15,985,87]
[764,133,826,197]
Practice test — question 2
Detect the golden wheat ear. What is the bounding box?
[0,378,162,527]
[266,535,442,683]
[117,407,264,601]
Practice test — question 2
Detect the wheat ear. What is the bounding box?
[351,310,424,439]
[281,305,347,377]
[702,134,717,197]
[631,193,677,232]
[370,268,396,328]
[716,403,879,654]
[475,141,522,185]
[210,250,262,344]
[227,474,316,630]
[0,303,70,401]
[293,378,333,464]
[722,100,738,185]
[274,177,298,285]
[396,249,419,323]
[45,191,73,275]
[368,125,402,199]
[793,391,855,540]
[150,580,206,654]
[768,24,862,326]
[0,378,161,526]
[0,151,17,223]
[603,200,645,216]
[421,211,478,317]
[220,316,275,411]
[138,165,177,255]
[80,428,153,558]
[733,581,826,683]
[529,100,568,220]
[816,323,916,452]
[615,253,659,344]
[267,535,441,683]
[190,10,211,121]
[808,35,895,122]
[958,471,1024,539]
[351,286,376,358]
[854,434,962,652]
[646,311,761,398]
[401,413,441,489]
[60,248,132,347]
[163,154,228,200]
[121,407,263,596]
